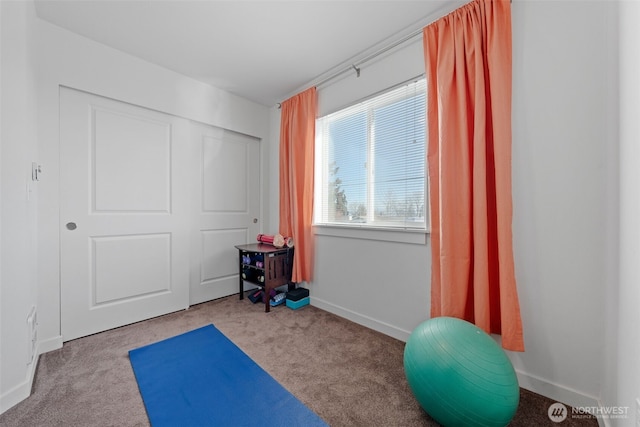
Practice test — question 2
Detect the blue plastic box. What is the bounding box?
[286,296,309,310]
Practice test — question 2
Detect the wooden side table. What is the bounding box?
[235,243,294,312]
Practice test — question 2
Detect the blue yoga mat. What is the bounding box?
[129,324,328,427]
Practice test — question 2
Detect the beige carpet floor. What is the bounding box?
[0,293,597,426]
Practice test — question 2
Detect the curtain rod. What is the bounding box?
[276,26,423,109]
[316,27,423,88]
[277,27,423,109]
[312,0,514,90]
[277,0,512,108]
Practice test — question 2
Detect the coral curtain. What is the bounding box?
[423,0,524,351]
[279,87,317,283]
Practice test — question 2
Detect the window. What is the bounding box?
[315,79,427,230]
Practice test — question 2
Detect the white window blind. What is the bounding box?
[315,78,427,230]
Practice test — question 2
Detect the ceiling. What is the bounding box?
[34,0,461,107]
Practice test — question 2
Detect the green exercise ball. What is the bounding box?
[403,317,519,427]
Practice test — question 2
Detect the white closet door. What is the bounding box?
[59,88,190,341]
[189,122,261,305]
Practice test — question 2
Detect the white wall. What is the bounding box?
[508,0,617,408]
[603,1,640,425]
[0,0,40,412]
[269,34,434,340]
[268,0,620,410]
[1,1,271,412]
[35,14,270,352]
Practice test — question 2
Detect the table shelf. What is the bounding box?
[235,243,294,313]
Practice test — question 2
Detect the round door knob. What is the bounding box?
[66,222,77,230]
[253,218,258,223]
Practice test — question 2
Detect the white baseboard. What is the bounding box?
[0,348,39,414]
[310,296,412,342]
[0,335,63,415]
[38,335,63,354]
[311,297,608,426]
[516,369,600,408]
[515,370,608,427]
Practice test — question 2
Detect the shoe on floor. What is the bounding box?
[270,292,286,307]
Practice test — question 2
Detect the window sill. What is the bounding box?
[313,224,428,245]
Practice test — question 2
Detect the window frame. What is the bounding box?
[313,78,429,242]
